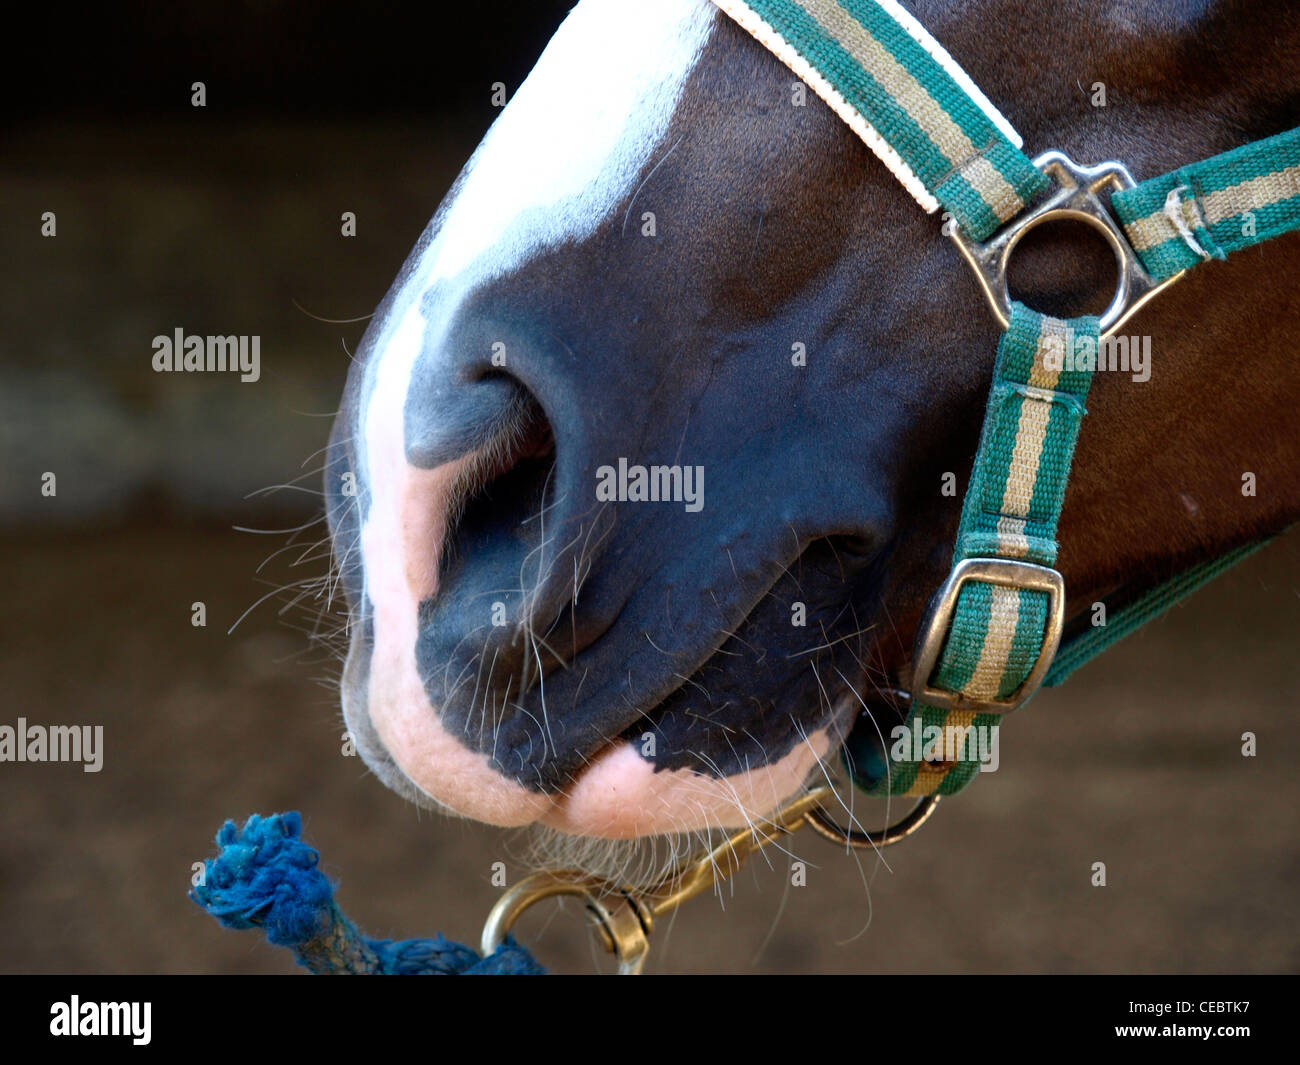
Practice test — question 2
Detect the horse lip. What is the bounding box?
[345,559,859,835]
[539,727,834,839]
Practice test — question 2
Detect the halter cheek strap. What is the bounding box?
[851,304,1096,797]
[711,0,1300,799]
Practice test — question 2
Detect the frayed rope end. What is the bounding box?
[191,812,543,975]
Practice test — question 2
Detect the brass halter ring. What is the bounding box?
[803,792,941,848]
[480,784,939,973]
[946,150,1186,339]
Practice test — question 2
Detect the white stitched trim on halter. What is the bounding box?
[710,0,1026,215]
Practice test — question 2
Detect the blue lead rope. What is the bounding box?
[190,812,544,975]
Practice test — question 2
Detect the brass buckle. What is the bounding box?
[947,150,1186,337]
[911,558,1065,715]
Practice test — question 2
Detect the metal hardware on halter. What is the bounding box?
[804,792,940,847]
[911,558,1066,715]
[947,151,1187,337]
[480,784,937,974]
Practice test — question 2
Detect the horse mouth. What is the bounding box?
[335,387,842,839]
[340,631,835,841]
[340,551,838,841]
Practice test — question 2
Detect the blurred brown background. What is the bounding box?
[2,1,1297,974]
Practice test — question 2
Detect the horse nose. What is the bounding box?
[358,293,622,789]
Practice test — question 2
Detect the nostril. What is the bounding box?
[438,392,558,591]
[464,380,555,497]
[500,392,555,466]
[415,388,563,725]
[829,532,882,565]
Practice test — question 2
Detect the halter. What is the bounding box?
[711,0,1299,810]
[194,0,1299,974]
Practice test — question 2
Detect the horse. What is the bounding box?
[323,0,1300,867]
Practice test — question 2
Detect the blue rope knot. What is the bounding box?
[191,812,544,975]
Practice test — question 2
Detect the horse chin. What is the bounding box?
[341,628,832,840]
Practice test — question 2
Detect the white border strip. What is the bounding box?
[712,0,940,212]
[875,0,1024,149]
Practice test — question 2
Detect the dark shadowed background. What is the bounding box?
[2,1,1297,974]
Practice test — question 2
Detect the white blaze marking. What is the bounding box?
[429,0,718,287]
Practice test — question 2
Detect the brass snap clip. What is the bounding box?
[480,784,938,973]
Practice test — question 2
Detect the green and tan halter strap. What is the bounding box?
[710,0,1300,797]
[711,0,1048,238]
[1113,126,1300,280]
